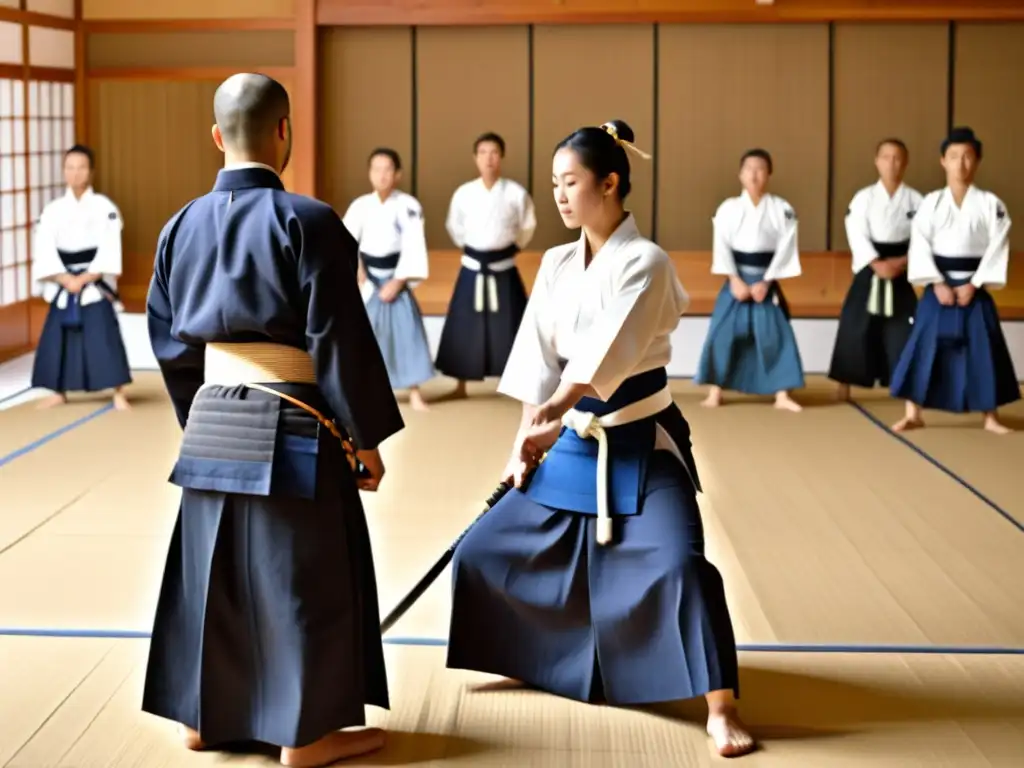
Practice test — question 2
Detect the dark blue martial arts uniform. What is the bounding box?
[141,166,405,749]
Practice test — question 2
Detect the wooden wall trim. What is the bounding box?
[85,66,295,80]
[315,0,1024,26]
[0,6,77,30]
[28,66,76,82]
[291,0,317,196]
[111,249,1024,320]
[81,19,296,33]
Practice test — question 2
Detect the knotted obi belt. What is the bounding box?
[461,243,519,312]
[53,248,123,327]
[932,254,984,344]
[866,239,910,317]
[168,342,358,501]
[524,367,701,545]
[360,251,400,287]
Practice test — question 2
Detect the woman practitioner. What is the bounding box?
[445,120,754,759]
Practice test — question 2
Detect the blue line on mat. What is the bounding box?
[2,628,1022,656]
[849,401,1024,534]
[0,386,33,407]
[0,403,114,470]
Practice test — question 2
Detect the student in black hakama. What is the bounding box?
[889,127,1019,435]
[446,120,755,759]
[828,139,923,399]
[142,74,405,768]
[434,132,537,399]
[30,145,132,411]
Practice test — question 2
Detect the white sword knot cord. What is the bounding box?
[867,274,895,317]
[559,385,675,546]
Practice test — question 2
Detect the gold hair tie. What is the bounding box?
[601,122,653,161]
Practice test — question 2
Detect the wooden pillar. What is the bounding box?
[74,0,87,145]
[292,0,317,196]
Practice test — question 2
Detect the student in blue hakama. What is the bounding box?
[434,132,537,399]
[828,139,923,400]
[446,120,755,759]
[695,149,804,412]
[29,144,132,411]
[142,74,404,768]
[890,127,1019,435]
[343,148,435,411]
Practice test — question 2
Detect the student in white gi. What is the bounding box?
[434,132,536,399]
[446,120,755,760]
[344,148,434,411]
[30,144,131,411]
[889,126,1019,434]
[694,149,804,412]
[829,139,923,399]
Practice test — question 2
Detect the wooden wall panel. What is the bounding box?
[954,23,1024,228]
[86,31,295,69]
[27,0,75,17]
[88,80,223,300]
[656,24,830,251]
[415,26,530,250]
[831,23,949,251]
[318,27,413,216]
[530,24,655,251]
[83,0,294,20]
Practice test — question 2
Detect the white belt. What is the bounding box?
[202,342,317,386]
[867,275,894,317]
[561,385,674,545]
[461,254,518,312]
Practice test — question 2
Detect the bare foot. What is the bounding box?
[409,388,430,412]
[112,391,131,411]
[701,387,723,408]
[434,381,469,403]
[177,724,205,751]
[707,710,756,758]
[984,413,1012,434]
[774,392,802,412]
[36,393,67,409]
[892,416,924,432]
[280,728,386,767]
[834,383,850,402]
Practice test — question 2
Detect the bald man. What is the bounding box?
[141,73,403,767]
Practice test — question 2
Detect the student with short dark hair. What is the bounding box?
[342,147,434,410]
[889,126,1019,434]
[30,143,132,411]
[695,148,804,411]
[434,131,536,398]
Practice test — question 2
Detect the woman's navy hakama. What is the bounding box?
[446,368,740,705]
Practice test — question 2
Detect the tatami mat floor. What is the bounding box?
[1,372,1023,765]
